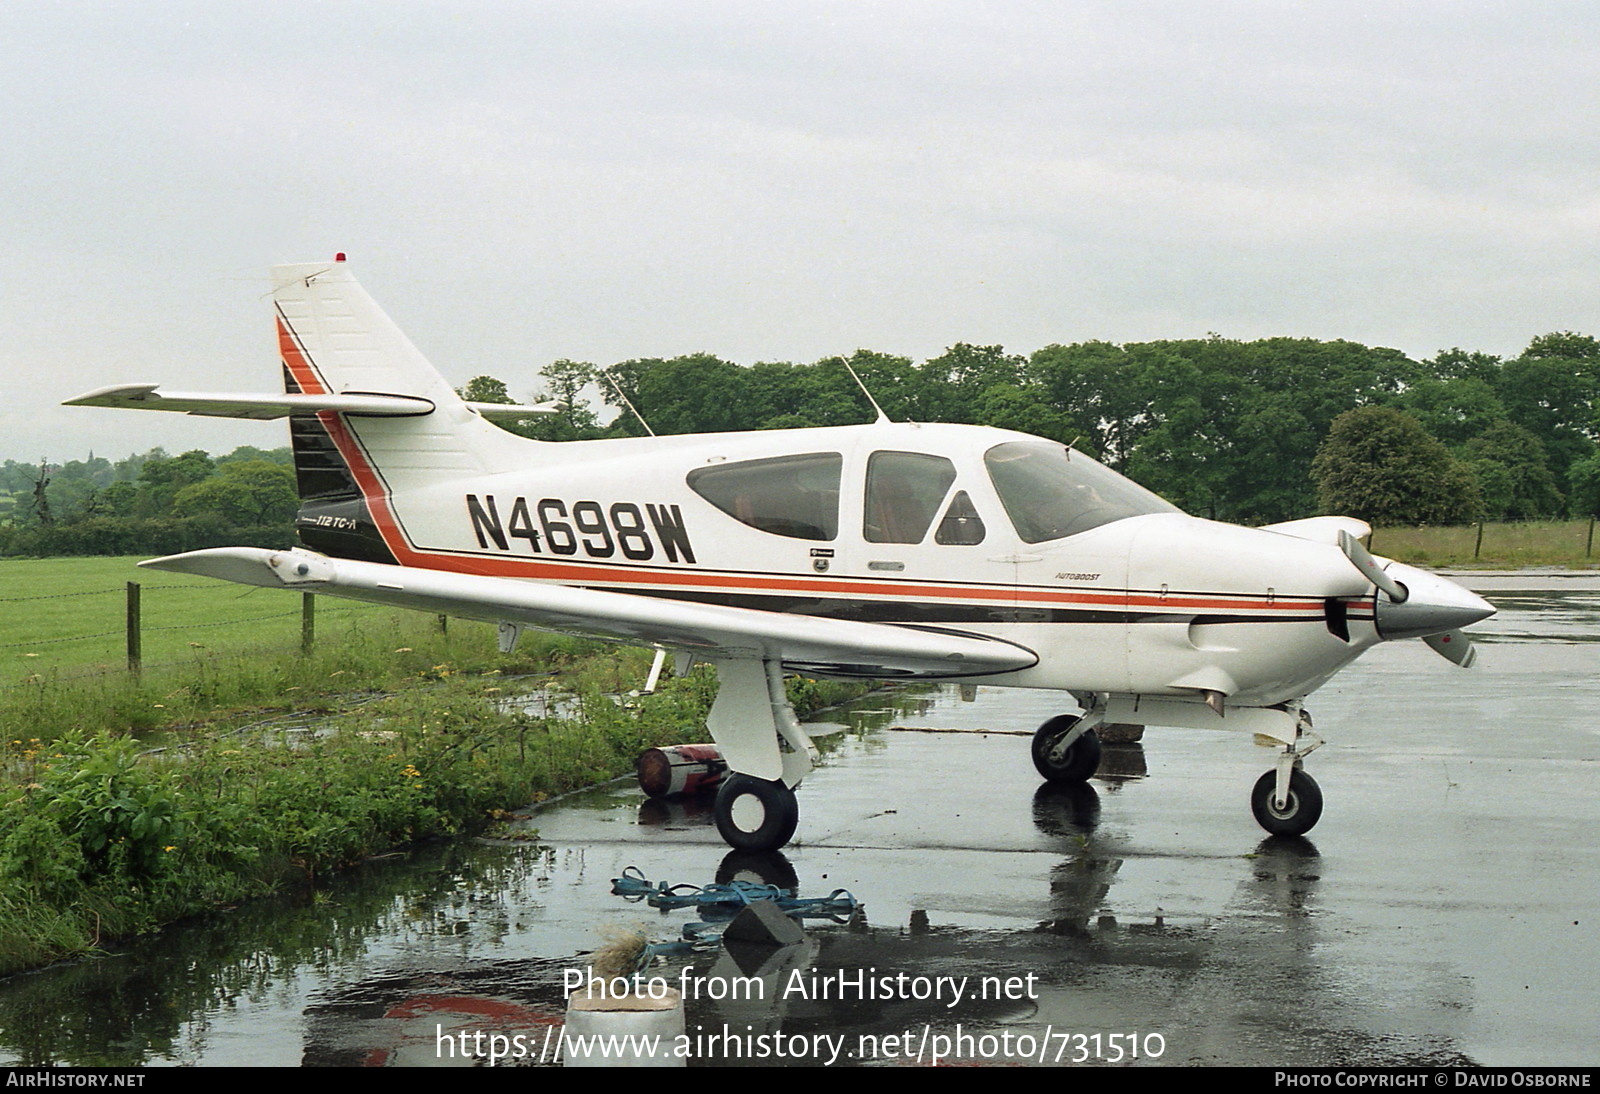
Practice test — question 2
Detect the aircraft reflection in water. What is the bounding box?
[67,256,1494,850]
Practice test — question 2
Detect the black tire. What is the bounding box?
[1250,769,1324,836]
[714,774,799,852]
[1031,716,1102,784]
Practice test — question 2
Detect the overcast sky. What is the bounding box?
[4,1,1598,464]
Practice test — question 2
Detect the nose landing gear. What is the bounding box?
[1250,768,1323,836]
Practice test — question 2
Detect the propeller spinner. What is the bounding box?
[1337,530,1494,663]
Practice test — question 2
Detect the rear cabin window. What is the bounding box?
[984,441,1179,542]
[934,489,986,545]
[687,452,842,540]
[864,451,958,543]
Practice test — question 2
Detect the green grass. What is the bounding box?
[0,555,415,680]
[1369,519,1600,569]
[0,554,876,977]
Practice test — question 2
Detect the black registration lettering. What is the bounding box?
[647,503,696,564]
[611,503,654,560]
[466,494,508,551]
[469,494,688,564]
[572,500,615,558]
[538,498,578,555]
[507,497,542,552]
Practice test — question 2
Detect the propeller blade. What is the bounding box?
[1423,629,1477,668]
[1337,529,1408,603]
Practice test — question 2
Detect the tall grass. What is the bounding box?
[1370,519,1599,569]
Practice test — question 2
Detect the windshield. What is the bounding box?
[984,441,1180,542]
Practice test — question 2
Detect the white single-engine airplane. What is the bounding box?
[67,256,1495,851]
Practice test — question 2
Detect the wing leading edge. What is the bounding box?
[140,547,1039,679]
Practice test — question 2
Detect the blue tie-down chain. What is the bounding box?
[610,867,862,962]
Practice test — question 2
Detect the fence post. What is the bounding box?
[126,581,141,676]
[438,613,449,634]
[1474,521,1484,561]
[302,592,315,653]
[1588,515,1595,558]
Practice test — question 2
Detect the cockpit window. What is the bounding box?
[984,441,1179,542]
[864,451,958,543]
[688,452,841,540]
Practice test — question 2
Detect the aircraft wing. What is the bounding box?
[140,547,1039,679]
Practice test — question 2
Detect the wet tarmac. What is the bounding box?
[0,582,1595,1067]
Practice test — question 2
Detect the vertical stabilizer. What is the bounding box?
[271,256,529,562]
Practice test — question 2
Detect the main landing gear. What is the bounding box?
[1032,715,1103,784]
[714,774,799,851]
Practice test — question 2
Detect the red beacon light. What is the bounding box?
[334,253,347,262]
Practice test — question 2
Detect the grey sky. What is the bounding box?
[4,1,1598,464]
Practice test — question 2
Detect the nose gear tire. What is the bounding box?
[1250,769,1323,836]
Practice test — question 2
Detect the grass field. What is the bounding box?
[0,555,428,683]
[1369,519,1599,569]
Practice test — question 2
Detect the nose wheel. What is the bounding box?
[1250,768,1323,836]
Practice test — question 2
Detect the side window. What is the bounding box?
[934,490,986,545]
[864,451,957,544]
[687,452,841,540]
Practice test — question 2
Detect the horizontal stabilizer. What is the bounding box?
[63,384,435,420]
[140,547,1040,680]
[465,400,563,419]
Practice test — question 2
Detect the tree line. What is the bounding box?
[7,330,1597,556]
[470,332,1600,526]
[0,447,299,557]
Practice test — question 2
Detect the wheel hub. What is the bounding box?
[729,792,767,832]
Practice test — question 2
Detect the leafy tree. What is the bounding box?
[1463,421,1563,520]
[1565,446,1600,517]
[136,450,216,516]
[173,461,298,526]
[217,445,293,467]
[460,376,513,404]
[1311,407,1479,525]
[606,354,754,436]
[1494,334,1600,485]
[1391,376,1506,448]
[520,359,605,441]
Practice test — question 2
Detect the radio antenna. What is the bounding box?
[598,366,656,437]
[838,356,891,424]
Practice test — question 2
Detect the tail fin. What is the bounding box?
[273,256,529,562]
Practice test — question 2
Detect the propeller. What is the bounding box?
[1337,530,1407,603]
[1336,529,1493,666]
[1423,629,1477,668]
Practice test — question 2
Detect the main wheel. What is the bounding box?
[1250,769,1323,836]
[1031,715,1102,784]
[714,774,799,852]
